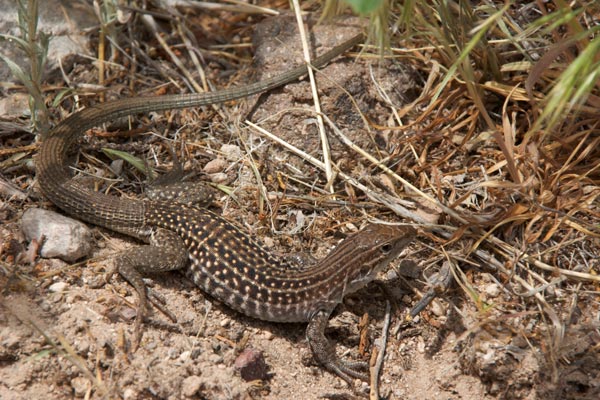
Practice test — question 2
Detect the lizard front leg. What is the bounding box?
[306,309,370,383]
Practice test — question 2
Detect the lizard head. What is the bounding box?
[324,224,416,297]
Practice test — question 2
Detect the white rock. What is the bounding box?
[48,281,68,293]
[22,208,93,262]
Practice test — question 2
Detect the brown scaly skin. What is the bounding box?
[37,32,416,382]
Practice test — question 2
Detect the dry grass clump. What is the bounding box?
[360,0,600,392]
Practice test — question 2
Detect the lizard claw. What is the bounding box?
[322,359,369,383]
[307,310,371,384]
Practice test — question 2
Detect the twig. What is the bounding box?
[370,301,392,399]
[0,175,27,200]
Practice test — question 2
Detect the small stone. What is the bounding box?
[167,348,179,359]
[219,318,230,328]
[262,237,275,248]
[220,144,243,161]
[208,353,223,364]
[203,158,228,174]
[181,375,204,397]
[119,306,137,322]
[122,388,136,400]
[489,381,501,395]
[385,269,399,280]
[416,337,426,353]
[48,281,68,293]
[484,283,501,298]
[389,364,403,377]
[234,348,269,381]
[430,300,446,317]
[145,341,157,351]
[87,273,106,289]
[190,348,202,359]
[110,159,124,175]
[1,329,22,350]
[179,350,192,362]
[71,377,91,397]
[208,172,228,183]
[74,338,90,354]
[262,331,274,340]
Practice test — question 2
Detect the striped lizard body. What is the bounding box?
[36,32,416,382]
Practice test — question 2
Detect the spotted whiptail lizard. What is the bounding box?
[36,32,416,382]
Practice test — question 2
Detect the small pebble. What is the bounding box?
[73,338,90,354]
[123,388,136,400]
[416,337,426,353]
[2,331,22,350]
[209,172,228,183]
[120,307,137,322]
[220,144,242,161]
[48,281,68,293]
[167,348,179,359]
[430,300,446,317]
[262,331,274,340]
[208,353,223,364]
[385,269,399,280]
[181,375,204,397]
[219,318,230,328]
[484,283,500,297]
[179,350,192,362]
[203,158,227,174]
[262,237,275,248]
[234,348,269,381]
[70,377,91,397]
[110,159,124,175]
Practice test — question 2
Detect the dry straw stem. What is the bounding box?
[245,119,417,223]
[291,0,335,193]
[398,3,598,223]
[355,1,600,139]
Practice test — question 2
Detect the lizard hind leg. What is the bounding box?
[115,227,188,348]
[144,146,216,206]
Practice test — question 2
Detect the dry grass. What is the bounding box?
[362,0,600,389]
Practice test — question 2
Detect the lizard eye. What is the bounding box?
[381,243,393,254]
